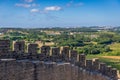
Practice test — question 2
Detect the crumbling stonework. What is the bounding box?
[0,40,119,80]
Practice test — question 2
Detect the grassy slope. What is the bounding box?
[87,55,120,72]
[87,43,120,72]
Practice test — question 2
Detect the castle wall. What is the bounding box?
[0,60,115,80]
[0,59,34,80]
[0,40,119,80]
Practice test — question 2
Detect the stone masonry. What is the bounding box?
[0,40,10,56]
[13,41,25,53]
[0,40,119,80]
[28,43,38,55]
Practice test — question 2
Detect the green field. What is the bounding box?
[87,43,120,72]
[87,55,120,72]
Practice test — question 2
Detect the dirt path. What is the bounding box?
[101,56,120,60]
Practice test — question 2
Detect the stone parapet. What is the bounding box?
[0,40,10,57]
[28,43,38,55]
[0,40,119,80]
[13,41,25,53]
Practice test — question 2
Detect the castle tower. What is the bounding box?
[0,40,10,56]
[13,41,25,53]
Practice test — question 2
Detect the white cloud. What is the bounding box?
[24,0,33,3]
[44,6,62,11]
[30,8,39,13]
[30,6,62,14]
[15,3,31,8]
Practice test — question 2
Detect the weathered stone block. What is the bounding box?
[85,59,93,71]
[61,46,70,62]
[0,40,10,56]
[111,68,118,79]
[13,41,25,53]
[105,66,112,77]
[51,47,60,62]
[28,43,38,55]
[93,58,99,72]
[70,50,77,64]
[41,46,50,56]
[78,54,86,68]
[99,63,106,75]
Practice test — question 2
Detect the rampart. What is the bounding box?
[0,40,119,80]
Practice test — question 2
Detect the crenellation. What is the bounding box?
[92,58,99,72]
[99,63,106,75]
[28,43,38,55]
[27,43,38,60]
[41,46,50,56]
[106,66,112,77]
[40,46,51,61]
[13,41,25,53]
[78,54,86,68]
[85,59,93,71]
[70,50,77,64]
[61,46,70,62]
[0,40,10,57]
[111,68,118,79]
[51,47,60,62]
[0,40,119,80]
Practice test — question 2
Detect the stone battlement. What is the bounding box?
[0,40,119,80]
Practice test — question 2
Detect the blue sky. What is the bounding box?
[0,0,120,28]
